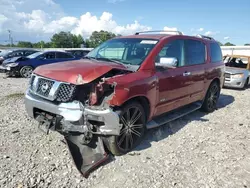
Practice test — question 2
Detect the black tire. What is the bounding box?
[243,78,249,89]
[201,82,220,112]
[20,66,33,78]
[103,101,146,156]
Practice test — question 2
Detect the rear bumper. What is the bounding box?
[25,90,122,135]
[223,77,245,88]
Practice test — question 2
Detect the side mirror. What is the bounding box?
[155,57,178,68]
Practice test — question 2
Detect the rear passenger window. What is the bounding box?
[210,43,222,63]
[56,52,73,59]
[185,40,206,65]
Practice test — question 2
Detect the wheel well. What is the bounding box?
[211,78,220,87]
[121,96,150,121]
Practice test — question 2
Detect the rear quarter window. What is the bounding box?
[210,43,222,63]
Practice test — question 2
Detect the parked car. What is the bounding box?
[66,49,91,58]
[0,49,38,64]
[24,31,224,176]
[0,51,79,78]
[223,55,250,89]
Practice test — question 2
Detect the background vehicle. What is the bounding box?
[0,49,38,64]
[223,55,250,89]
[1,50,79,78]
[25,31,224,176]
[66,49,91,58]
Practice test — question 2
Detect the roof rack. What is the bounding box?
[135,30,183,35]
[196,34,215,41]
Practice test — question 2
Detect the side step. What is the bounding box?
[146,102,202,129]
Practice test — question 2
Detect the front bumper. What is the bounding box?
[25,90,122,135]
[0,65,8,73]
[223,77,246,88]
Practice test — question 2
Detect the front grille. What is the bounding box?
[56,84,76,102]
[36,78,54,97]
[30,74,76,102]
[225,73,231,79]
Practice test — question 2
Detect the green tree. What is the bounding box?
[217,41,223,46]
[17,41,33,48]
[244,43,250,46]
[51,31,74,48]
[89,30,116,47]
[224,42,235,46]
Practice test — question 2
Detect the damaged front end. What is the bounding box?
[25,69,128,177]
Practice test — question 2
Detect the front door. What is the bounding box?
[155,38,206,116]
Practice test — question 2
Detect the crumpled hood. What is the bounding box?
[2,56,28,65]
[225,67,248,74]
[34,59,129,84]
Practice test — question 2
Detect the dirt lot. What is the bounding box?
[0,74,249,188]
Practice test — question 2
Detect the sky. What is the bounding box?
[0,0,249,45]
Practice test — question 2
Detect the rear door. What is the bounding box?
[55,52,75,62]
[183,39,206,102]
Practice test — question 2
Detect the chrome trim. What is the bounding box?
[29,74,72,101]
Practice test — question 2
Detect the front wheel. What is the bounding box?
[20,66,33,78]
[201,82,220,112]
[104,101,146,156]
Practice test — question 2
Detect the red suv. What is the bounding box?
[25,31,224,176]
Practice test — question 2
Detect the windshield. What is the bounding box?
[27,51,43,59]
[0,50,12,57]
[86,38,158,66]
[224,56,249,69]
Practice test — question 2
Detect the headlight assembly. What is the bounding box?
[6,63,19,67]
[231,73,244,79]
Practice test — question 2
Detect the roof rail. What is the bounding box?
[135,30,183,35]
[196,34,215,40]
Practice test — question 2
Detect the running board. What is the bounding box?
[146,102,202,129]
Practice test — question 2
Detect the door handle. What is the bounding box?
[183,72,191,76]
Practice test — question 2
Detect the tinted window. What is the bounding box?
[56,52,73,59]
[24,51,36,56]
[41,52,55,59]
[210,43,222,63]
[185,40,206,65]
[155,40,184,66]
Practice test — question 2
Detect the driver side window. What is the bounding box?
[155,40,184,67]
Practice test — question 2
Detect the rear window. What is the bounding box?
[210,43,222,63]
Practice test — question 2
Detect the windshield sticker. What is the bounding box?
[140,40,158,44]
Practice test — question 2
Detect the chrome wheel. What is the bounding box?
[207,84,219,110]
[20,66,33,78]
[117,106,144,152]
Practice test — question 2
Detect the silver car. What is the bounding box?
[223,55,250,89]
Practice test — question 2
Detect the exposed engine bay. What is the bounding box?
[25,68,132,177]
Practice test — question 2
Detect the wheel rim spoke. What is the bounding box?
[117,106,144,151]
[131,128,141,137]
[130,111,142,125]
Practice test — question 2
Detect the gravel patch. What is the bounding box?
[0,74,249,188]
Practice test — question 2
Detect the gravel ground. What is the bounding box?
[0,74,249,188]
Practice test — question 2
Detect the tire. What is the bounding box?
[201,82,220,112]
[20,66,33,78]
[243,78,249,89]
[103,101,146,156]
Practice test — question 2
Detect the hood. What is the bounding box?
[2,56,28,65]
[225,67,248,74]
[34,59,129,84]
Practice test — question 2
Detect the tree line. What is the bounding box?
[0,30,118,49]
[0,30,249,48]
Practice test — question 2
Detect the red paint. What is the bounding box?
[35,34,224,121]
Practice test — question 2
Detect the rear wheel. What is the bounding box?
[20,66,33,78]
[201,82,220,112]
[104,101,146,156]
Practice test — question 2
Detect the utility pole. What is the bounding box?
[7,30,13,47]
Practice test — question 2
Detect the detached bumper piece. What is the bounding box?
[65,135,109,178]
